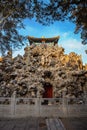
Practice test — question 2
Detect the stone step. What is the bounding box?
[46,118,66,130]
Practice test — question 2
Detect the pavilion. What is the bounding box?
[28,36,60,45]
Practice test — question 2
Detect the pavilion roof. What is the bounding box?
[28,36,60,45]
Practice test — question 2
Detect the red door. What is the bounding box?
[43,86,53,98]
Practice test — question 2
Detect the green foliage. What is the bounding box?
[0,0,43,55]
[41,0,87,46]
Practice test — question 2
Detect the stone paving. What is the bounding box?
[0,117,87,130]
[61,117,87,130]
[0,117,47,130]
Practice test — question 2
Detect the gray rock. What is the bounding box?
[0,45,87,98]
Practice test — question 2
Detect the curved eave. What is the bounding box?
[28,36,60,45]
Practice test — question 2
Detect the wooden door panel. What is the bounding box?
[43,86,52,98]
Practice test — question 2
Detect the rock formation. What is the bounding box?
[0,44,87,98]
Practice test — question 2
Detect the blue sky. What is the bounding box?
[13,18,87,64]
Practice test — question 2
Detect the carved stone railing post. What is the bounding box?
[34,90,40,116]
[11,91,16,117]
[84,91,87,104]
[62,90,68,117]
[35,98,40,117]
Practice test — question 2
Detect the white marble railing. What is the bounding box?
[0,96,87,118]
